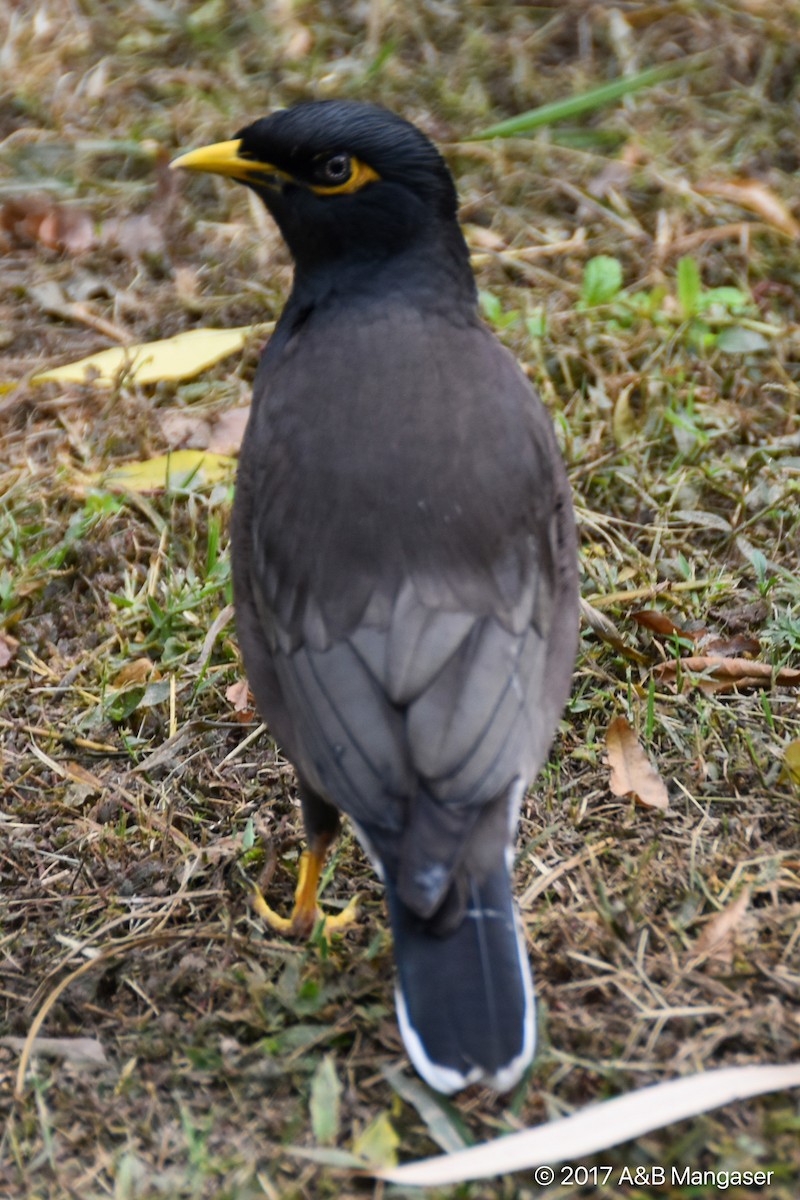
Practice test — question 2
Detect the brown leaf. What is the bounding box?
[580,599,649,664]
[62,761,104,789]
[712,599,768,633]
[112,658,156,688]
[0,196,50,243]
[226,678,253,714]
[694,889,751,968]
[695,178,800,238]
[0,196,95,254]
[632,609,701,639]
[38,206,95,254]
[207,406,250,455]
[605,717,669,809]
[655,656,800,693]
[158,409,212,450]
[699,634,761,658]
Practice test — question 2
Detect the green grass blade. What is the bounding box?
[471,54,709,139]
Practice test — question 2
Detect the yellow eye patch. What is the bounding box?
[309,158,381,196]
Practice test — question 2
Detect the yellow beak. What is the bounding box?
[170,139,284,186]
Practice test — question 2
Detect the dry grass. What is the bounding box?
[1,2,799,1197]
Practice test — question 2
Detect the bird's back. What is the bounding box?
[237,293,564,642]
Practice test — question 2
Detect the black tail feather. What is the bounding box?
[385,864,534,1094]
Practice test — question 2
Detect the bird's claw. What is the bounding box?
[252,849,358,936]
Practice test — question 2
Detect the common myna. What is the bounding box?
[172,101,579,1094]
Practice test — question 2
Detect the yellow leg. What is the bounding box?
[253,847,358,936]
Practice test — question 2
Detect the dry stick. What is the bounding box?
[0,716,118,753]
[587,579,716,608]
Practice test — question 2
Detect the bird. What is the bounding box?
[171,100,579,1095]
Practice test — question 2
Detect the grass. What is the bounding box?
[1,1,800,1197]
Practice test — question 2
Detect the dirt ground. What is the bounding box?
[1,2,799,1198]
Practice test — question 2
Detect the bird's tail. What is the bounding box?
[384,865,535,1094]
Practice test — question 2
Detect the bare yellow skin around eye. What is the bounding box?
[309,158,381,196]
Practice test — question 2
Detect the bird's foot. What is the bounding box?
[253,849,358,936]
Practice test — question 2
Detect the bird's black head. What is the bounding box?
[172,100,469,288]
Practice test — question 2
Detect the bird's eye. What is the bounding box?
[320,153,352,184]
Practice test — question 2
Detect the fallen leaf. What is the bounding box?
[112,658,156,688]
[131,722,202,775]
[700,634,761,658]
[712,599,769,632]
[606,716,669,809]
[695,178,800,238]
[374,1064,800,1186]
[382,1066,469,1154]
[26,281,132,343]
[207,406,250,455]
[0,1036,108,1068]
[784,740,800,787]
[98,450,235,494]
[310,1055,342,1146]
[672,509,732,533]
[632,610,700,639]
[0,631,19,667]
[693,888,751,968]
[716,326,771,354]
[38,206,95,254]
[580,599,649,664]
[352,1111,400,1170]
[0,196,95,254]
[284,1147,364,1170]
[225,679,252,714]
[0,196,48,245]
[612,387,640,447]
[61,761,104,789]
[655,656,800,693]
[32,326,260,387]
[158,409,212,450]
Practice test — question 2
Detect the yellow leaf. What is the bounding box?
[32,326,263,387]
[99,450,235,494]
[785,739,800,786]
[352,1111,399,1170]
